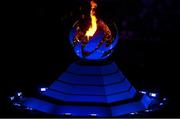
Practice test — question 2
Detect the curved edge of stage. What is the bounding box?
[23,95,151,117]
[22,61,152,117]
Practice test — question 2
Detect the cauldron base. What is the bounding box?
[23,61,153,117]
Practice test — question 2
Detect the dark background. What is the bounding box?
[1,0,179,117]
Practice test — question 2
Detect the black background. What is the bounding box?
[1,0,179,117]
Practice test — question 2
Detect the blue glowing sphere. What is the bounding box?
[69,20,119,60]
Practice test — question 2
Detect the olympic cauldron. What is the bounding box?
[69,19,119,60]
[22,1,153,117]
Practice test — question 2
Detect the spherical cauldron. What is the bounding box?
[69,19,119,60]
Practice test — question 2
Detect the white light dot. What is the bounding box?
[159,103,164,106]
[90,114,97,116]
[149,92,157,97]
[64,113,72,116]
[10,96,15,101]
[130,112,135,115]
[17,92,22,96]
[40,88,47,92]
[163,98,167,101]
[139,90,147,94]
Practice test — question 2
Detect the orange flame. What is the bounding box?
[85,0,97,39]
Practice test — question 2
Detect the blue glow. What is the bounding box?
[141,95,152,108]
[58,62,124,85]
[86,49,105,60]
[42,89,65,101]
[104,32,119,51]
[66,62,119,76]
[23,97,111,117]
[74,43,82,58]
[111,95,151,116]
[84,30,104,52]
[23,62,155,117]
[43,63,137,103]
[24,88,151,117]
[23,96,152,117]
[69,28,77,45]
[43,85,136,103]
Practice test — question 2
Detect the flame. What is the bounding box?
[85,0,97,39]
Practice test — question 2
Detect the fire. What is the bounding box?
[85,0,97,39]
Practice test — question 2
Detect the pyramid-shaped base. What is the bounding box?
[23,61,152,117]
